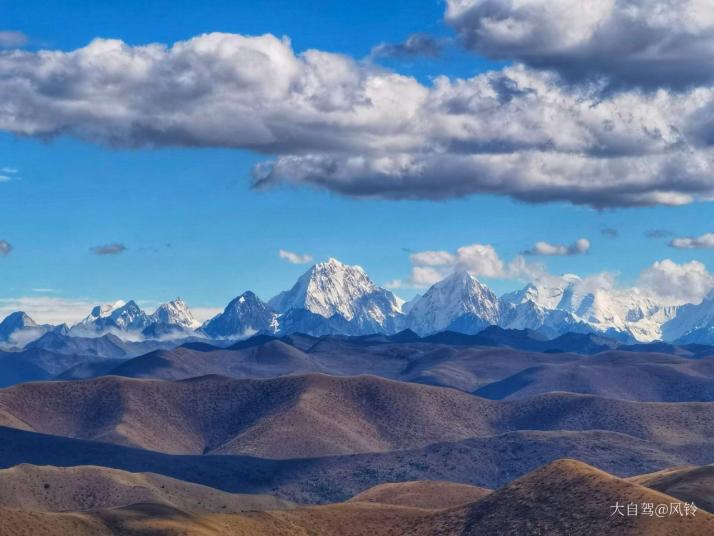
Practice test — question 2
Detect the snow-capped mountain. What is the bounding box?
[501,278,677,342]
[201,291,278,338]
[150,298,199,329]
[406,271,501,335]
[71,298,202,339]
[71,300,152,337]
[269,258,404,335]
[662,290,714,343]
[3,259,711,346]
[502,277,580,311]
[0,312,53,347]
[142,298,200,338]
[500,299,586,339]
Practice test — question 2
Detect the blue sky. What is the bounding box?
[0,0,713,322]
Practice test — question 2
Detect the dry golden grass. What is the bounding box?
[629,464,714,514]
[348,480,490,509]
[0,464,293,514]
[3,460,713,536]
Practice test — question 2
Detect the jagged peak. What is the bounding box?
[151,297,198,329]
[0,311,37,328]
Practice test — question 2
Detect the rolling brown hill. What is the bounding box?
[0,425,700,504]
[2,460,713,536]
[0,374,498,457]
[0,501,435,536]
[429,459,714,536]
[0,464,293,514]
[0,374,713,461]
[348,480,490,509]
[629,465,714,514]
[89,334,714,403]
[474,353,714,402]
[107,340,320,381]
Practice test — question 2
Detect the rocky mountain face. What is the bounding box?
[269,258,404,335]
[201,292,279,338]
[500,277,679,343]
[405,271,501,335]
[662,290,714,343]
[0,312,53,347]
[71,300,151,337]
[3,259,714,345]
[142,298,200,338]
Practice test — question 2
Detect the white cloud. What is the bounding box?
[0,167,18,183]
[669,233,714,249]
[445,0,714,89]
[191,307,224,323]
[394,242,540,288]
[637,259,714,303]
[0,34,711,207]
[0,31,27,49]
[279,249,313,264]
[390,241,714,308]
[523,238,590,256]
[0,296,97,325]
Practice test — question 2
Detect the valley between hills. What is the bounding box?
[1,260,713,535]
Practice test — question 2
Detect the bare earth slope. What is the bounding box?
[2,461,713,536]
[95,336,714,402]
[446,459,714,536]
[0,426,706,504]
[629,465,714,514]
[0,464,293,514]
[0,375,712,460]
[0,374,498,457]
[348,480,490,509]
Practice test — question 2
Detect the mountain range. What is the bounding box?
[3,258,714,348]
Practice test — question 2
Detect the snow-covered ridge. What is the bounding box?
[406,270,500,335]
[2,258,713,345]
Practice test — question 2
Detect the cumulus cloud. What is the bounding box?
[371,33,443,58]
[669,233,714,249]
[395,241,713,307]
[0,240,11,255]
[523,238,590,256]
[90,243,127,255]
[637,259,714,303]
[0,31,27,49]
[393,242,540,288]
[445,0,714,90]
[0,34,713,207]
[279,249,313,264]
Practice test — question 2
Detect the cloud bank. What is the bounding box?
[394,239,713,306]
[0,33,711,207]
[279,249,313,264]
[0,31,27,49]
[445,0,714,90]
[669,233,714,249]
[637,259,714,303]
